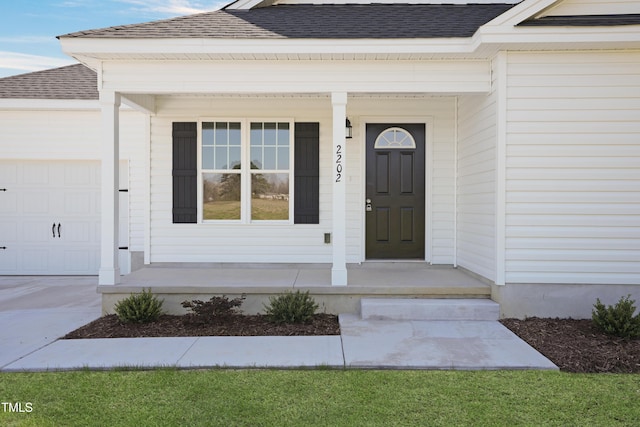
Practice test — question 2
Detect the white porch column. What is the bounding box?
[331,92,348,286]
[98,91,121,285]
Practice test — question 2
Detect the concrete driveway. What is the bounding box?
[0,276,101,369]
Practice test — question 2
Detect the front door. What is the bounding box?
[366,124,425,259]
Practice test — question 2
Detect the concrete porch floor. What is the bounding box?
[0,274,557,371]
[99,263,492,315]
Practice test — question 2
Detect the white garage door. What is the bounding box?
[0,160,102,275]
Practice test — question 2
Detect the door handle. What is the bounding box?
[365,198,372,212]
[58,223,61,238]
[52,223,56,238]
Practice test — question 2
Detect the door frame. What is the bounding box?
[359,116,434,262]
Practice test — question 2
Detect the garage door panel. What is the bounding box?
[0,192,18,213]
[63,192,95,216]
[64,163,100,188]
[0,160,105,275]
[21,248,49,272]
[0,251,18,272]
[0,163,18,184]
[62,221,96,243]
[22,221,52,242]
[23,163,51,185]
[62,250,97,273]
[0,222,17,241]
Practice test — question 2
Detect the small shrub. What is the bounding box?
[264,290,319,324]
[114,289,164,323]
[592,295,640,339]
[181,295,245,323]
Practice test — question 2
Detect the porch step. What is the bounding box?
[360,298,499,321]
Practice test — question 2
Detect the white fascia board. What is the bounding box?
[60,37,478,57]
[0,98,138,111]
[0,99,100,111]
[477,24,640,45]
[275,0,521,4]
[225,0,269,9]
[484,0,560,27]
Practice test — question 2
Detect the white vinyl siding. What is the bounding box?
[456,87,497,280]
[149,95,457,264]
[504,51,640,285]
[543,0,640,16]
[149,96,333,263]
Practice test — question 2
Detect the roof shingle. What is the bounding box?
[0,64,98,100]
[60,4,516,39]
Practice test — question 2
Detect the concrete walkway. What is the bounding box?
[0,276,557,372]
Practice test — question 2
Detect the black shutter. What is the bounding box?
[172,122,197,223]
[294,122,320,224]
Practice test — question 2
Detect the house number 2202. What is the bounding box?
[335,144,343,182]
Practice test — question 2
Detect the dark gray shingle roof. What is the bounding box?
[519,14,640,27]
[0,64,98,100]
[60,4,516,39]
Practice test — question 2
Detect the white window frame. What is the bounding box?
[197,118,294,225]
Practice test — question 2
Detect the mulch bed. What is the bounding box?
[63,314,639,373]
[63,313,340,339]
[500,318,640,374]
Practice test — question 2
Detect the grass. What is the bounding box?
[251,198,288,220]
[1,370,639,426]
[203,200,241,220]
[203,199,288,221]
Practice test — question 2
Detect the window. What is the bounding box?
[374,127,416,149]
[200,120,292,222]
[202,122,242,220]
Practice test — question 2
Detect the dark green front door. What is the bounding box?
[365,124,425,259]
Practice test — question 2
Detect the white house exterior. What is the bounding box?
[1,0,639,317]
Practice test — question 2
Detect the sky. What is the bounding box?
[0,0,229,78]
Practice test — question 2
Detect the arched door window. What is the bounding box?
[374,127,416,149]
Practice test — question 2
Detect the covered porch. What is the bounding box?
[99,262,490,315]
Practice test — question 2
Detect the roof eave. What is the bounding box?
[59,36,483,60]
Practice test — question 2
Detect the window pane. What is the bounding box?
[202,123,214,146]
[214,147,228,169]
[203,173,241,220]
[229,147,241,169]
[263,147,276,170]
[251,173,289,220]
[202,147,214,169]
[277,147,289,170]
[264,122,277,146]
[277,123,289,146]
[214,122,228,145]
[229,122,241,145]
[250,123,262,146]
[250,147,263,169]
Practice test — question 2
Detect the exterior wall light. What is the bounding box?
[345,118,353,139]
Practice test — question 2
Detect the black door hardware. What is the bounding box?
[52,223,61,238]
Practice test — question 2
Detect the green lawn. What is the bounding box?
[1,370,639,426]
[203,198,288,220]
[203,200,241,220]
